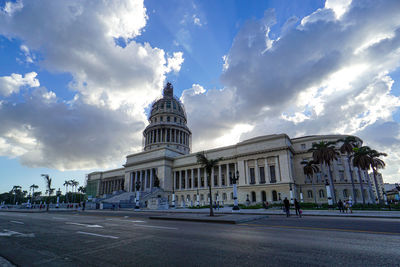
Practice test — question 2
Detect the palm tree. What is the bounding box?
[350,146,372,205]
[63,180,71,203]
[196,153,222,216]
[337,136,358,204]
[369,149,387,204]
[78,186,85,194]
[30,184,39,203]
[301,160,319,204]
[42,174,55,211]
[308,141,339,204]
[11,185,21,204]
[70,180,79,203]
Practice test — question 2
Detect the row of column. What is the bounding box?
[174,163,237,190]
[145,128,189,146]
[129,168,156,192]
[245,157,280,185]
[101,178,124,195]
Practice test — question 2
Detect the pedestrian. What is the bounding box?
[338,199,344,213]
[348,198,353,213]
[344,200,349,213]
[294,199,301,218]
[82,201,86,211]
[283,197,290,217]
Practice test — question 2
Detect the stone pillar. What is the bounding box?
[219,165,222,187]
[255,159,259,184]
[140,170,143,191]
[150,168,154,189]
[265,158,270,183]
[191,169,194,189]
[156,129,159,143]
[227,163,230,185]
[245,160,249,185]
[185,169,188,190]
[204,168,207,187]
[173,171,176,190]
[198,168,201,188]
[275,156,281,181]
[211,167,215,187]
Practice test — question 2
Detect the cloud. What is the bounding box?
[0,72,39,96]
[0,0,184,170]
[182,0,400,182]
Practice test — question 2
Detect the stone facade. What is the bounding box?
[86,84,377,206]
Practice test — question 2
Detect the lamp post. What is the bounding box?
[171,186,175,208]
[299,185,304,203]
[135,180,141,210]
[196,188,200,207]
[325,179,333,207]
[289,183,294,205]
[230,171,240,211]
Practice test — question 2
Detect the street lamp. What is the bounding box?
[230,170,240,211]
[289,183,294,205]
[135,180,141,210]
[299,185,304,203]
[325,179,333,207]
[196,188,200,207]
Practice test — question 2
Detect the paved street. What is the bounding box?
[0,211,399,266]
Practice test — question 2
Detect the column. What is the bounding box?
[211,167,215,186]
[169,129,172,142]
[185,169,188,190]
[140,170,143,191]
[204,168,207,187]
[265,158,270,183]
[227,163,230,185]
[198,168,201,188]
[145,169,148,189]
[255,159,259,184]
[156,129,159,143]
[219,165,222,187]
[173,171,176,190]
[245,160,249,184]
[150,168,154,189]
[275,156,281,181]
[191,169,194,189]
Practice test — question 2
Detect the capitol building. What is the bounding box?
[86,83,376,207]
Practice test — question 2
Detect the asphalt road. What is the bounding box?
[0,211,399,266]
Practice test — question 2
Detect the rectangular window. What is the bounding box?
[339,170,345,181]
[221,174,225,186]
[201,176,204,187]
[270,166,276,183]
[175,173,179,189]
[166,101,171,108]
[194,177,198,187]
[259,167,265,184]
[214,174,218,186]
[250,168,255,184]
[301,144,306,149]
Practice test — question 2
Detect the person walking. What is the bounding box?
[338,199,344,213]
[283,197,290,217]
[344,200,349,213]
[294,199,301,218]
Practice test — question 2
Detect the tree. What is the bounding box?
[301,160,319,204]
[369,149,387,204]
[29,184,39,203]
[308,141,339,204]
[70,180,79,203]
[11,185,21,204]
[337,136,358,204]
[78,186,86,194]
[350,146,372,205]
[42,174,54,211]
[63,180,71,203]
[196,153,222,216]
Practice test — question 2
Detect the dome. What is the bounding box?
[143,83,191,154]
[149,83,187,120]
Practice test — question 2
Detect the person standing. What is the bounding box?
[338,199,344,213]
[283,197,290,217]
[294,199,301,218]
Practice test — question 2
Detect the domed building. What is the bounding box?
[86,83,381,209]
[143,82,191,154]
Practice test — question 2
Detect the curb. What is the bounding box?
[149,216,237,224]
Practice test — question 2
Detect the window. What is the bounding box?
[270,166,276,183]
[343,189,348,198]
[249,168,255,184]
[214,174,218,186]
[173,101,176,109]
[160,103,164,109]
[154,117,157,123]
[200,194,204,201]
[194,176,198,187]
[167,116,170,122]
[319,189,325,198]
[259,167,265,183]
[301,144,306,149]
[166,101,171,108]
[223,193,227,200]
[261,191,267,202]
[251,191,256,202]
[307,190,313,198]
[201,176,204,187]
[221,174,225,186]
[175,172,179,189]
[272,190,278,201]
[174,117,177,122]
[160,116,163,121]
[339,170,345,181]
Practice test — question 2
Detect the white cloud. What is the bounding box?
[0,72,40,96]
[184,0,400,183]
[166,52,184,73]
[193,14,202,26]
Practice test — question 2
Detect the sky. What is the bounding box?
[0,0,400,194]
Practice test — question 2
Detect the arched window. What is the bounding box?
[200,194,204,201]
[261,191,267,202]
[223,193,227,200]
[251,191,256,202]
[307,190,313,198]
[343,189,348,198]
[272,190,278,201]
[319,189,325,198]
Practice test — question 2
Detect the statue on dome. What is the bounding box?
[163,82,174,97]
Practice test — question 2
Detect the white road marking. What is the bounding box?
[132,224,177,230]
[0,229,35,237]
[129,220,145,223]
[52,217,66,220]
[10,220,24,224]
[66,222,103,228]
[105,218,145,223]
[77,231,119,239]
